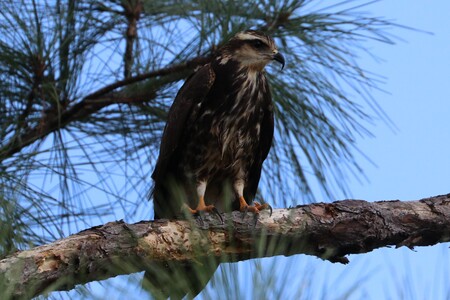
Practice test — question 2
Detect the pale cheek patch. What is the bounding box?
[236,46,269,70]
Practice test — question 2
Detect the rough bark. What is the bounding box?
[1,194,449,299]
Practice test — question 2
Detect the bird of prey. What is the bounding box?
[146,30,284,299]
[152,30,284,221]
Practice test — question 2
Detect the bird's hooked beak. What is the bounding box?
[272,52,285,70]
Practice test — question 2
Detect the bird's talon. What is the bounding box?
[241,206,249,220]
[253,202,272,216]
[184,202,222,225]
[211,207,224,224]
[253,213,259,227]
[194,213,204,226]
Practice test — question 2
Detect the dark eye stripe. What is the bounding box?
[249,39,267,49]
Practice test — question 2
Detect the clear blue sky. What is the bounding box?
[350,1,450,201]
[284,1,450,299]
[61,1,450,299]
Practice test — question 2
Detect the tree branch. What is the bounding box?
[122,0,143,79]
[1,194,449,299]
[0,56,210,162]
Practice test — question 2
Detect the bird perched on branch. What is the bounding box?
[146,30,284,298]
[152,30,283,222]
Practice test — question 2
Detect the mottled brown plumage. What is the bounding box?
[147,30,284,299]
[152,30,284,219]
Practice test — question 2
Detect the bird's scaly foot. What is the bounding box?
[184,197,223,224]
[239,197,272,225]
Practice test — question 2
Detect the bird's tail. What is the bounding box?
[142,258,219,299]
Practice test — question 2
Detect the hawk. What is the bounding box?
[152,30,284,221]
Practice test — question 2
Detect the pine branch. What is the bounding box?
[122,0,143,79]
[0,56,210,162]
[1,194,449,299]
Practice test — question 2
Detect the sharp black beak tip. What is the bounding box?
[273,52,285,71]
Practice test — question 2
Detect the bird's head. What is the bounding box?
[218,30,285,72]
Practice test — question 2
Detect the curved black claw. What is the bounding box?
[241,206,249,220]
[211,207,224,224]
[268,204,273,217]
[194,212,204,227]
[252,212,259,227]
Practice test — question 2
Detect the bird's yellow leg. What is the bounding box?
[187,195,216,214]
[235,179,258,213]
[235,179,272,215]
[184,181,223,224]
[186,180,214,213]
[238,195,259,213]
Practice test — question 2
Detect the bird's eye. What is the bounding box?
[252,40,266,49]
